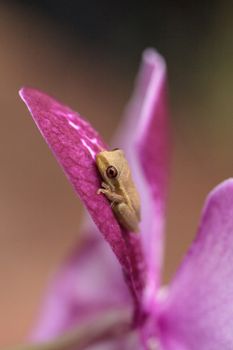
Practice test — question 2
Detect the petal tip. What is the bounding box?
[198,177,233,234]
[18,86,26,100]
[142,48,166,72]
[206,178,233,204]
[18,86,37,115]
[19,86,37,105]
[19,86,38,98]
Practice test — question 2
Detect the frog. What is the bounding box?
[96,149,141,233]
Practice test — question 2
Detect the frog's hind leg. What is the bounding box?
[113,202,139,233]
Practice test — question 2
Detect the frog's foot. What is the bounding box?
[101,182,111,190]
[97,188,117,202]
[97,182,111,195]
[97,186,124,203]
[97,188,108,195]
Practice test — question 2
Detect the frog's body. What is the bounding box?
[96,149,140,233]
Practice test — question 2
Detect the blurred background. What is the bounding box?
[0,0,232,345]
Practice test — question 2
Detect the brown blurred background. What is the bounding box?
[0,0,232,345]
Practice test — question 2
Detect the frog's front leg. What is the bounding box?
[97,183,124,203]
[114,202,139,233]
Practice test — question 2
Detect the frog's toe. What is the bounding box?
[97,188,104,195]
[101,182,110,189]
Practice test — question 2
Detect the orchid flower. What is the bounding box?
[18,49,233,350]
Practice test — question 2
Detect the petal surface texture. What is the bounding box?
[116,49,170,308]
[19,87,145,302]
[19,87,127,268]
[158,179,233,350]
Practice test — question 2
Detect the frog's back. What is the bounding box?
[120,165,141,220]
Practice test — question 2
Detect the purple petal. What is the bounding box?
[19,88,145,301]
[116,49,170,309]
[158,179,233,350]
[30,232,131,341]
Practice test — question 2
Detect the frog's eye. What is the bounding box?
[106,166,118,178]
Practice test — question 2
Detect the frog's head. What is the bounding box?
[96,149,125,187]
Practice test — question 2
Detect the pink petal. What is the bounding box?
[30,232,131,341]
[19,88,145,302]
[158,179,233,350]
[19,49,169,344]
[116,49,170,309]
